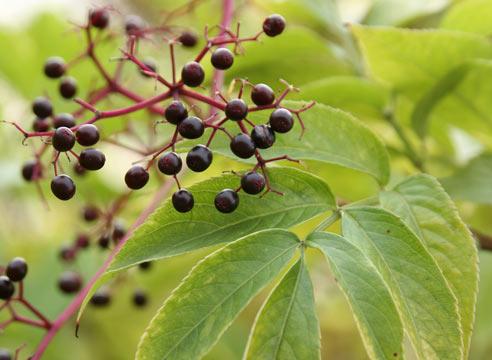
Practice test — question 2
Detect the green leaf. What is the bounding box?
[342,206,463,360]
[244,254,320,360]
[441,0,492,36]
[136,229,300,360]
[380,174,478,357]
[306,232,404,360]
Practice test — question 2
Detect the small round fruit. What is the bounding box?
[241,171,266,195]
[79,148,106,171]
[33,117,50,132]
[51,175,76,200]
[52,127,76,152]
[178,116,204,139]
[225,99,248,121]
[22,159,38,181]
[58,271,82,294]
[112,223,125,242]
[44,56,66,78]
[158,152,182,175]
[133,290,148,307]
[90,8,110,29]
[269,108,293,133]
[83,206,99,221]
[53,113,75,129]
[139,261,152,270]
[181,61,205,87]
[251,124,275,149]
[74,163,86,176]
[141,57,157,77]
[186,145,213,172]
[0,349,11,360]
[6,257,28,282]
[0,276,14,300]
[263,14,286,37]
[251,83,275,106]
[165,101,188,125]
[230,133,256,159]
[179,31,197,47]
[172,189,194,213]
[76,233,90,248]
[91,288,111,306]
[211,48,234,70]
[125,14,145,33]
[60,246,75,262]
[76,124,100,146]
[125,166,149,189]
[32,97,53,118]
[59,76,77,99]
[214,189,239,213]
[98,234,110,249]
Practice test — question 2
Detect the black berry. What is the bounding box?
[179,31,197,47]
[251,83,275,106]
[241,171,266,194]
[6,257,28,282]
[133,290,148,307]
[53,113,75,129]
[59,76,77,99]
[74,162,86,176]
[98,234,110,249]
[79,148,106,171]
[225,99,248,121]
[172,189,194,213]
[60,246,75,262]
[44,56,66,78]
[0,276,14,300]
[22,159,38,181]
[0,349,11,360]
[112,223,125,242]
[125,14,145,34]
[165,101,188,125]
[33,117,50,132]
[251,124,275,149]
[91,288,111,306]
[263,14,286,37]
[230,133,256,159]
[178,116,204,139]
[269,108,293,133]
[215,189,239,213]
[52,127,76,152]
[181,61,205,87]
[76,233,90,248]
[141,57,157,77]
[51,175,76,200]
[90,8,110,29]
[125,166,149,189]
[186,145,213,172]
[58,271,82,293]
[32,97,53,118]
[83,205,99,221]
[76,124,100,146]
[211,48,234,70]
[158,152,182,175]
[139,261,152,270]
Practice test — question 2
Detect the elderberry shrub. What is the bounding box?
[76,124,100,146]
[52,127,76,152]
[211,48,234,70]
[251,124,276,149]
[6,257,28,282]
[186,145,213,172]
[179,31,197,47]
[32,97,53,118]
[79,148,106,171]
[181,61,205,87]
[172,189,194,213]
[178,116,204,139]
[58,271,82,293]
[53,113,75,129]
[269,108,294,133]
[165,101,188,125]
[44,56,66,78]
[51,175,76,200]
[0,276,14,300]
[263,14,286,37]
[90,8,110,29]
[125,166,149,189]
[59,76,77,99]
[251,83,275,106]
[230,133,256,159]
[241,171,266,195]
[158,152,182,175]
[215,189,239,213]
[225,99,248,121]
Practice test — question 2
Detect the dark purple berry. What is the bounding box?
[51,175,76,200]
[251,83,275,106]
[53,113,75,129]
[90,8,110,29]
[76,233,90,248]
[141,57,157,77]
[44,56,66,78]
[186,145,213,172]
[125,165,149,189]
[83,205,99,221]
[251,124,275,149]
[179,31,197,47]
[22,159,38,181]
[33,117,50,132]
[125,14,145,34]
[230,133,256,159]
[58,271,82,294]
[211,48,234,70]
[241,171,266,194]
[112,223,125,242]
[215,189,239,213]
[60,246,75,262]
[269,108,293,133]
[133,290,148,307]
[139,261,152,270]
[178,116,204,139]
[263,14,286,37]
[32,97,53,118]
[98,234,110,249]
[74,163,87,176]
[91,288,111,306]
[225,99,248,121]
[6,257,28,282]
[79,148,106,171]
[181,61,205,87]
[165,101,188,125]
[52,127,76,152]
[0,349,12,360]
[158,152,182,175]
[0,276,14,300]
[76,124,100,146]
[59,76,77,99]
[172,189,194,213]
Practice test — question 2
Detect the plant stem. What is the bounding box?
[312,210,341,233]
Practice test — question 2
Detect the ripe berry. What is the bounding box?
[6,257,28,282]
[91,288,111,306]
[0,276,14,300]
[165,101,188,125]
[133,290,148,307]
[125,166,149,189]
[33,117,50,132]
[52,127,76,152]
[211,48,234,70]
[158,152,182,175]
[125,14,145,33]
[263,14,286,37]
[230,133,256,159]
[251,124,276,149]
[76,124,100,146]
[186,145,213,172]
[22,159,38,181]
[172,189,194,213]
[181,61,205,87]
[215,189,239,213]
[98,234,110,249]
[53,113,75,129]
[59,76,77,99]
[112,223,125,242]
[44,56,66,78]
[0,349,11,360]
[179,31,197,47]
[60,246,75,262]
[51,175,76,200]
[58,271,82,293]
[90,8,110,29]
[74,163,86,176]
[80,148,106,171]
[32,97,53,118]
[225,99,248,121]
[269,108,293,133]
[139,261,152,270]
[241,171,266,195]
[83,206,99,222]
[251,83,275,106]
[178,116,204,139]
[76,233,90,248]
[141,57,157,77]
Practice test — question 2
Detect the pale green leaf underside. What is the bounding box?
[342,207,463,360]
[307,232,404,360]
[136,229,300,360]
[244,256,321,360]
[441,0,492,36]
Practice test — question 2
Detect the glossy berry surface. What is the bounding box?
[76,124,100,146]
[51,175,76,200]
[52,127,76,152]
[0,276,14,300]
[179,31,197,47]
[225,99,248,121]
[0,349,11,360]
[98,235,110,249]
[22,160,37,181]
[263,14,286,37]
[32,97,53,118]
[125,14,145,33]
[141,57,157,77]
[211,48,234,70]
[251,83,275,106]
[80,148,106,171]
[214,189,239,213]
[186,145,213,172]
[158,152,182,175]
[6,257,28,282]
[181,61,205,87]
[230,133,256,159]
[83,206,99,221]
[53,113,75,129]
[91,288,111,306]
[112,224,125,242]
[172,189,194,213]
[90,8,110,29]
[241,171,266,195]
[251,124,276,149]
[165,101,188,125]
[178,116,204,139]
[133,290,148,307]
[59,76,77,99]
[125,166,149,189]
[269,108,294,133]
[44,56,66,78]
[33,117,50,132]
[58,271,82,293]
